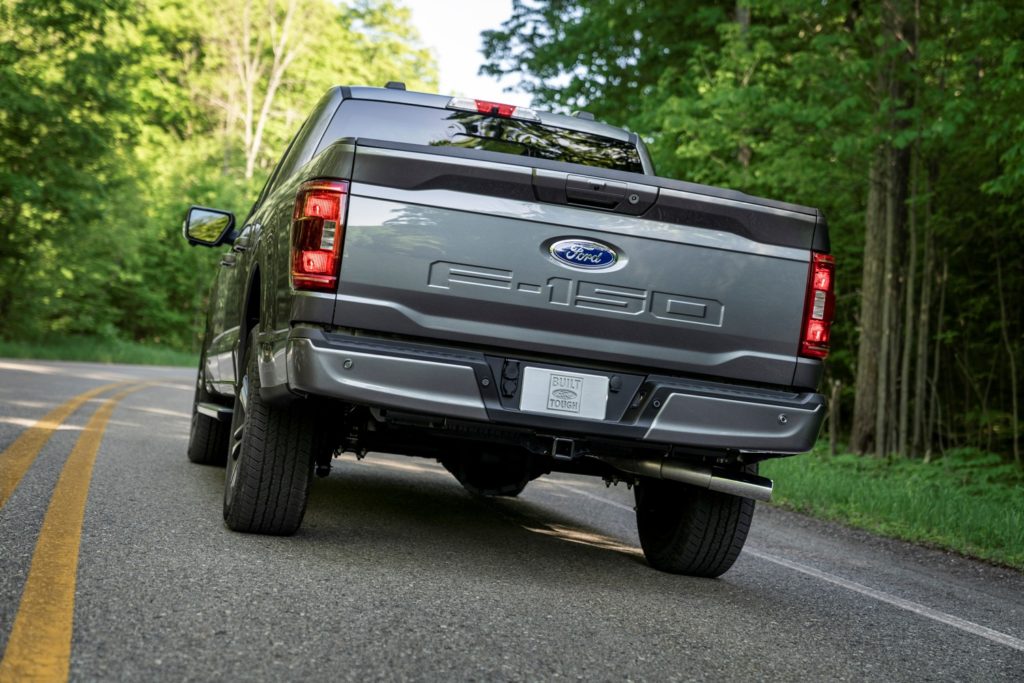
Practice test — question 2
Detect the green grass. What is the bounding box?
[762,446,1024,570]
[0,336,197,367]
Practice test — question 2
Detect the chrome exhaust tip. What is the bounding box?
[602,456,773,502]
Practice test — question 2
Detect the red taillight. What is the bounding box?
[446,97,540,121]
[291,180,349,291]
[800,252,835,359]
[473,99,516,117]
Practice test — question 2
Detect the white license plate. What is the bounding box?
[519,367,609,421]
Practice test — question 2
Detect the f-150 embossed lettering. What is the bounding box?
[428,260,723,326]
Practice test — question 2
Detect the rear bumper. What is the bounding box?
[266,327,824,453]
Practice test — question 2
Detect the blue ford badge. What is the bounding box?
[550,239,618,269]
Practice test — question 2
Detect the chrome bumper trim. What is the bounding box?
[643,391,823,452]
[286,338,488,421]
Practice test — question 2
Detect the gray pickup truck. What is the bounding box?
[183,83,834,577]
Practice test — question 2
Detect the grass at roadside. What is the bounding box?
[0,336,197,367]
[761,446,1024,570]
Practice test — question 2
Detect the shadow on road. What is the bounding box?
[292,457,685,585]
[188,453,767,603]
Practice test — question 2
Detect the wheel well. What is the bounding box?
[244,267,261,335]
[237,267,261,379]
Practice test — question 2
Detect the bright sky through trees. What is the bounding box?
[402,0,531,106]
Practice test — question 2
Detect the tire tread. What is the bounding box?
[635,469,756,578]
[224,336,314,535]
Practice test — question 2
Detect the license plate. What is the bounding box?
[519,367,609,421]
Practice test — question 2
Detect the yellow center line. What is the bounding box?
[0,381,132,511]
[0,383,151,683]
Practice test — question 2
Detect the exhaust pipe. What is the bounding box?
[601,456,773,502]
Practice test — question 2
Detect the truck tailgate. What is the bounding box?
[329,144,817,388]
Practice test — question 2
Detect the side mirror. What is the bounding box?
[183,206,235,247]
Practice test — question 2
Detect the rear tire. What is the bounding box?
[186,352,229,466]
[223,333,315,535]
[635,467,756,578]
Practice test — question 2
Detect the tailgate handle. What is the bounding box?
[565,174,626,208]
[531,169,658,214]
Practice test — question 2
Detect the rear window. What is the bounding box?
[319,100,643,173]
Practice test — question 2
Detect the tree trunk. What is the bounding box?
[926,257,947,462]
[735,2,752,170]
[829,380,842,458]
[911,166,933,456]
[898,152,918,457]
[875,149,896,458]
[246,0,300,180]
[996,258,1020,464]
[852,0,914,457]
[851,148,887,453]
[736,2,750,33]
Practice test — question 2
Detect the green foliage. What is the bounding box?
[484,0,1024,460]
[0,0,437,352]
[0,0,141,334]
[482,0,732,126]
[762,446,1024,569]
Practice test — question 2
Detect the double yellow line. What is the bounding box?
[0,381,151,682]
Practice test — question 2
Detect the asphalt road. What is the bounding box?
[0,358,1022,681]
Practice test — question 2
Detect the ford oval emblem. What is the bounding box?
[549,239,618,270]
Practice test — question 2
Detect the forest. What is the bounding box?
[1,0,1021,465]
[0,0,436,351]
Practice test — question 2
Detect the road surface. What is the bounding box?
[1,359,1022,680]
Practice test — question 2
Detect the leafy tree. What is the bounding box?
[0,0,142,336]
[482,0,732,124]
[0,0,438,353]
[482,0,1024,461]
